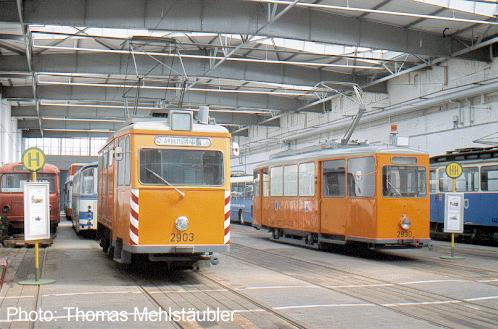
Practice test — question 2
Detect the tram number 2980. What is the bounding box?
[170,233,195,243]
[397,230,413,238]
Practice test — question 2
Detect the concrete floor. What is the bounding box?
[0,221,497,328]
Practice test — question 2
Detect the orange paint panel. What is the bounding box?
[320,197,348,236]
[138,189,226,245]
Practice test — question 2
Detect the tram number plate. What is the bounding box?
[170,233,194,242]
[397,230,413,238]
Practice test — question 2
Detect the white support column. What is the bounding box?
[0,101,12,165]
[9,117,18,163]
[16,129,22,161]
[1,104,12,164]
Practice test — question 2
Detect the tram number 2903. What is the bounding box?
[397,230,413,238]
[170,233,194,243]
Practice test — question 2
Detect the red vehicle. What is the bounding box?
[0,162,60,234]
[68,163,86,176]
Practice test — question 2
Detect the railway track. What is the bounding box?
[126,263,306,329]
[223,242,498,329]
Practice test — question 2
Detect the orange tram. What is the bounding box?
[0,162,60,234]
[253,144,430,249]
[97,110,231,268]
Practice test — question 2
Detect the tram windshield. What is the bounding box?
[139,149,224,186]
[0,173,56,193]
[383,166,426,198]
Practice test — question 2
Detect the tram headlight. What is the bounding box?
[400,215,411,230]
[175,216,189,231]
[2,205,9,214]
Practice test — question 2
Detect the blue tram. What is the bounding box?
[230,175,254,225]
[430,147,498,241]
[72,162,98,233]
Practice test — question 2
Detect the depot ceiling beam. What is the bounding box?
[2,85,322,112]
[3,0,474,57]
[250,0,498,26]
[12,105,279,127]
[0,53,386,92]
[31,45,385,71]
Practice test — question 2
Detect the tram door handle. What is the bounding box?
[464,199,469,209]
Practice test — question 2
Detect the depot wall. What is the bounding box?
[233,57,498,174]
[0,96,22,165]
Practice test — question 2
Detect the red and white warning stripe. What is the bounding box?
[130,189,139,245]
[224,190,231,244]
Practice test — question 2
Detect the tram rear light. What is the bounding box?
[400,215,411,230]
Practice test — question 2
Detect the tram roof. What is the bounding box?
[255,144,426,169]
[431,147,498,164]
[115,121,229,135]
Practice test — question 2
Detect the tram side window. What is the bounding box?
[299,162,315,196]
[323,160,345,197]
[439,167,479,192]
[270,167,283,196]
[253,171,260,197]
[118,138,125,186]
[283,165,298,196]
[430,170,437,193]
[117,136,131,186]
[262,168,269,197]
[348,157,375,197]
[481,165,498,191]
[81,169,96,195]
[124,136,130,185]
[231,182,242,198]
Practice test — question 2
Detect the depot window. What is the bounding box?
[0,173,56,193]
[139,149,223,186]
[383,166,426,198]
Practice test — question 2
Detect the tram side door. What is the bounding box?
[253,170,263,226]
[320,160,348,236]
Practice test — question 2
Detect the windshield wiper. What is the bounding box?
[386,177,403,197]
[145,167,185,199]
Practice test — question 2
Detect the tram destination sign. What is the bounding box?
[154,136,211,147]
